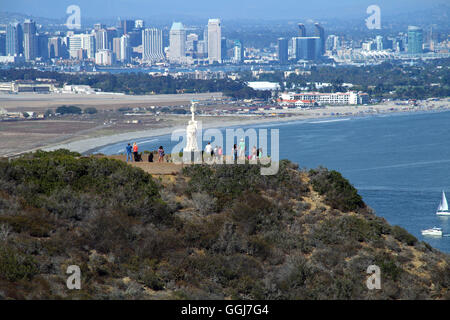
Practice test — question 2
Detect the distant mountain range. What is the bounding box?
[0,11,63,26]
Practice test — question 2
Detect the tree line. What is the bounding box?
[242,58,450,99]
[0,69,271,100]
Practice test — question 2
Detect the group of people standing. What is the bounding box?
[206,138,263,162]
[124,139,263,164]
[126,142,165,163]
[204,142,224,162]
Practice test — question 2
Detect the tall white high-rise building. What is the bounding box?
[207,19,221,64]
[142,28,164,62]
[168,22,186,63]
[120,34,131,63]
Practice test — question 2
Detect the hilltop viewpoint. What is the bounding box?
[0,150,448,299]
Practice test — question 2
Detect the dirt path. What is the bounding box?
[101,154,184,175]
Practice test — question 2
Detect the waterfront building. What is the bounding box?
[279,91,369,106]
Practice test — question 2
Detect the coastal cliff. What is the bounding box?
[0,150,448,299]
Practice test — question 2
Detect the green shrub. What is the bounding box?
[375,255,403,281]
[311,215,382,245]
[138,270,164,291]
[56,105,82,115]
[84,107,98,114]
[0,246,39,281]
[309,168,365,212]
[0,150,167,224]
[0,212,52,237]
[231,192,276,235]
[183,160,307,211]
[391,225,417,246]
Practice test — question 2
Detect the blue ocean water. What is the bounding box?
[96,111,450,253]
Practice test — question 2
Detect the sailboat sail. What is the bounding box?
[438,191,448,211]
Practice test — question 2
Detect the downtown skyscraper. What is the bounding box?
[314,23,325,55]
[6,22,23,56]
[142,28,164,62]
[168,22,186,63]
[68,33,95,59]
[277,38,288,64]
[408,26,423,54]
[207,19,221,64]
[95,29,109,50]
[23,19,37,60]
[120,34,131,63]
[292,22,325,61]
[233,40,244,63]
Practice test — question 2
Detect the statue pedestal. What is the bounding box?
[183,150,202,164]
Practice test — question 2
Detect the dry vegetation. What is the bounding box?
[0,150,448,300]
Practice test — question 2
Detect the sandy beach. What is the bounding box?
[40,98,450,155]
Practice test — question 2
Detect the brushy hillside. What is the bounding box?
[0,150,448,300]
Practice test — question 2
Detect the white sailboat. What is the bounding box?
[436,191,450,216]
[421,227,443,236]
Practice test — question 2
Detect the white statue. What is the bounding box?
[184,100,199,152]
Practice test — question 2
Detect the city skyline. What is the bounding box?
[0,15,446,67]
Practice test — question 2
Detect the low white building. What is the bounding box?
[61,85,96,94]
[247,81,280,91]
[279,91,369,106]
[0,81,54,93]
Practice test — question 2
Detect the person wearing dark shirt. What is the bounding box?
[126,143,133,162]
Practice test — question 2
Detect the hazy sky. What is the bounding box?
[1,0,448,20]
